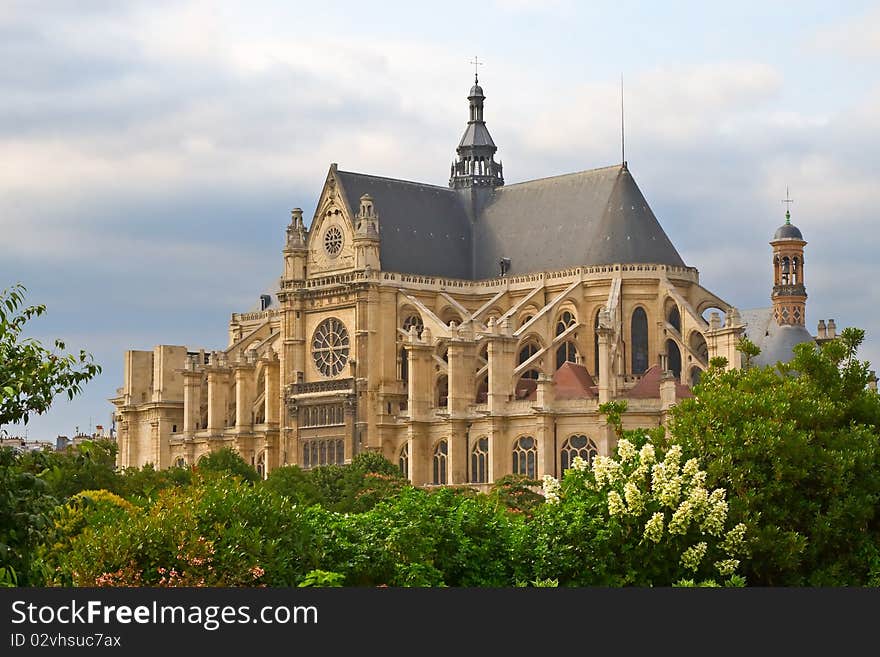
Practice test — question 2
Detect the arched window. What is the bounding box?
[689,331,708,365]
[594,309,601,377]
[556,310,576,336]
[256,451,266,480]
[631,307,649,374]
[433,439,448,485]
[667,304,681,333]
[400,347,409,383]
[519,313,534,329]
[475,376,488,403]
[561,434,598,471]
[398,443,409,478]
[690,366,702,387]
[791,256,799,285]
[666,339,682,379]
[400,314,423,383]
[512,436,537,478]
[174,457,186,468]
[781,256,791,285]
[518,341,539,366]
[403,314,423,336]
[335,439,345,465]
[471,437,489,483]
[556,341,577,369]
[436,375,449,407]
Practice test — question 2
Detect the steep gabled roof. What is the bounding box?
[334,170,472,279]
[473,164,685,278]
[552,361,597,399]
[626,364,693,399]
[331,162,686,280]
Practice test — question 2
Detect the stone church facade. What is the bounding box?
[112,74,817,485]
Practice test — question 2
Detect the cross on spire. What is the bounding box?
[469,56,483,83]
[782,186,794,224]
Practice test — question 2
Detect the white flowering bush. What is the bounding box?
[528,421,748,586]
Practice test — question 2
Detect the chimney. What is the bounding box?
[827,319,836,339]
[817,319,826,339]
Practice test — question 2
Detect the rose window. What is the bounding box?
[324,226,343,256]
[312,318,350,377]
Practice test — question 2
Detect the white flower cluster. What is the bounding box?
[607,490,626,516]
[591,455,621,489]
[643,512,664,543]
[563,434,746,580]
[616,438,638,465]
[680,542,708,571]
[701,489,729,536]
[714,559,740,576]
[569,455,590,473]
[541,474,561,504]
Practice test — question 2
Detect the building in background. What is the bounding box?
[110,74,833,484]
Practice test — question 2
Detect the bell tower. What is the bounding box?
[449,61,504,190]
[770,195,807,326]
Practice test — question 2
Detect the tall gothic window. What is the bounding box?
[436,375,449,407]
[433,439,448,485]
[631,307,649,375]
[512,436,537,478]
[667,305,681,334]
[561,434,598,471]
[471,437,489,484]
[594,309,601,377]
[518,341,540,379]
[556,342,577,369]
[666,339,682,379]
[398,443,409,479]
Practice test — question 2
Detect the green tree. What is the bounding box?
[0,447,58,586]
[38,439,120,500]
[670,328,880,585]
[195,448,260,483]
[0,284,101,427]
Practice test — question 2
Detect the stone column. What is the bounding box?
[233,362,255,431]
[447,326,476,416]
[405,327,433,421]
[206,367,230,434]
[487,418,508,483]
[597,326,613,404]
[265,357,280,425]
[487,319,516,414]
[448,419,469,484]
[182,369,203,434]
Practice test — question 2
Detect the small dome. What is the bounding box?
[469,83,484,97]
[753,324,815,367]
[773,223,803,240]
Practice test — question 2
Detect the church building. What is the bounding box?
[110,73,829,485]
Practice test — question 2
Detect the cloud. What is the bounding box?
[809,8,880,57]
[2,1,879,440]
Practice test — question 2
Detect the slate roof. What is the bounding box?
[773,223,804,240]
[740,307,816,367]
[334,170,472,279]
[473,164,685,278]
[458,122,496,149]
[331,163,686,280]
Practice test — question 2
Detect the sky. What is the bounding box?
[2,0,879,440]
